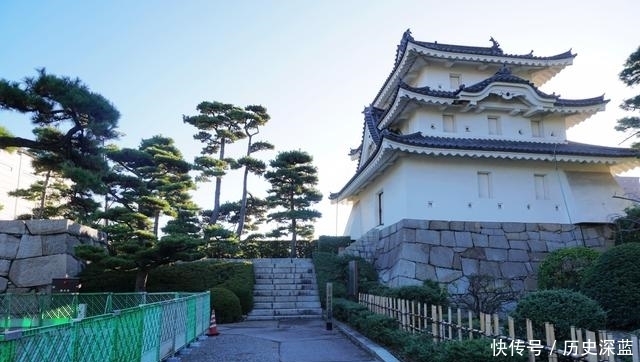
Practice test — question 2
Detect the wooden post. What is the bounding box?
[401,299,407,331]
[585,330,597,362]
[431,305,438,343]
[544,322,557,362]
[508,316,515,339]
[632,334,639,362]
[576,328,584,360]
[457,308,462,341]
[479,312,485,335]
[438,305,444,339]
[325,283,333,331]
[493,314,500,336]
[485,313,492,337]
[423,303,428,333]
[468,310,473,339]
[526,319,535,362]
[447,307,453,340]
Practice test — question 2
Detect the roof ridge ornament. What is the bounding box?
[394,29,414,66]
[489,36,504,54]
[496,64,512,75]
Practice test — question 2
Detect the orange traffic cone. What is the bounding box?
[206,309,220,336]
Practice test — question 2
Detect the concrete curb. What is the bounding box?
[334,321,401,362]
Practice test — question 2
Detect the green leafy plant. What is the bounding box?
[581,242,640,330]
[210,286,242,324]
[511,289,605,342]
[379,280,449,307]
[537,247,599,290]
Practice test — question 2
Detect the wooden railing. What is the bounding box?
[358,293,639,362]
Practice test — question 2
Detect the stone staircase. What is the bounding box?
[246,258,323,320]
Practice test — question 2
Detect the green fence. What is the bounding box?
[0,292,210,362]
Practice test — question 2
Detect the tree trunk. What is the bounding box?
[236,132,254,238]
[135,269,149,292]
[37,170,51,219]
[210,139,226,224]
[236,166,250,237]
[153,210,160,238]
[291,218,297,258]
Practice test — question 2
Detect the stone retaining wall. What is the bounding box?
[0,219,107,293]
[343,219,613,294]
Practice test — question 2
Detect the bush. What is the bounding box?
[581,243,640,330]
[380,280,449,307]
[613,206,640,244]
[436,339,528,362]
[313,252,380,306]
[331,298,404,349]
[210,287,242,324]
[537,247,599,290]
[316,235,352,253]
[511,289,605,342]
[78,265,136,292]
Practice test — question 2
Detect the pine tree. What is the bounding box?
[616,46,640,147]
[0,70,120,222]
[183,101,245,224]
[75,136,203,291]
[265,150,322,258]
[235,105,273,237]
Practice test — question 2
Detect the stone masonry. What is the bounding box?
[0,219,107,293]
[343,219,614,295]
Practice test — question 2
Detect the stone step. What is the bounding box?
[253,301,321,309]
[248,258,322,321]
[253,289,319,297]
[254,272,316,279]
[254,295,320,303]
[253,284,317,291]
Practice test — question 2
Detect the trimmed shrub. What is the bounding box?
[437,339,528,362]
[331,298,403,349]
[511,289,605,342]
[537,247,599,290]
[581,243,640,330]
[210,287,242,324]
[317,235,352,253]
[380,280,449,307]
[78,265,136,292]
[147,259,253,294]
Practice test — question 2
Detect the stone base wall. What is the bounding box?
[0,219,107,293]
[344,219,614,294]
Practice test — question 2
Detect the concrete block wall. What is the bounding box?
[343,219,613,295]
[0,219,107,293]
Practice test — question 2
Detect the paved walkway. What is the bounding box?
[173,318,399,362]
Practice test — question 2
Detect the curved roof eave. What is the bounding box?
[330,136,639,201]
[372,31,575,109]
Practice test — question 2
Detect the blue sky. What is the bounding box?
[1,1,639,237]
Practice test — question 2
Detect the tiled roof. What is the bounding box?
[412,39,574,61]
[375,67,607,128]
[330,132,638,200]
[400,82,460,98]
[354,106,384,170]
[385,132,638,158]
[555,95,608,107]
[373,30,575,108]
[462,66,551,95]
